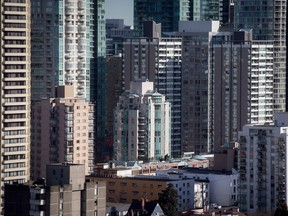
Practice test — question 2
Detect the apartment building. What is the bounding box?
[122,37,159,91]
[4,164,106,216]
[167,21,275,154]
[31,86,94,180]
[157,168,238,207]
[0,0,31,210]
[158,37,182,157]
[235,0,287,112]
[31,0,100,100]
[105,19,134,56]
[88,174,207,212]
[210,30,274,150]
[114,81,171,161]
[176,21,220,154]
[96,56,123,162]
[122,21,182,157]
[238,113,288,214]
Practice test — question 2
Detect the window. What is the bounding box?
[132,191,139,195]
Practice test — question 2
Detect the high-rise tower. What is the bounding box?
[114,81,171,161]
[0,0,31,208]
[122,22,182,157]
[189,0,233,25]
[234,0,287,112]
[31,86,94,180]
[134,0,190,36]
[31,0,101,101]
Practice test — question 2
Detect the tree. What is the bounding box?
[164,154,170,161]
[158,183,178,216]
[274,203,288,216]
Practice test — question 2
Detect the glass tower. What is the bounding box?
[134,0,190,36]
[189,0,220,21]
[189,0,233,24]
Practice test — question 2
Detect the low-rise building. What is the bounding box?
[157,168,238,207]
[127,199,165,216]
[4,164,106,216]
[88,173,208,212]
[94,159,210,177]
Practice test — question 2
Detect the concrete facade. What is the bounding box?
[31,86,94,180]
[177,21,220,154]
[114,81,171,161]
[210,31,274,150]
[0,0,31,210]
[31,0,98,100]
[157,168,238,207]
[88,174,207,212]
[122,26,182,157]
[238,113,288,214]
[105,19,134,56]
[234,0,286,112]
[4,164,106,216]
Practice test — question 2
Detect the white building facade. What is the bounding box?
[114,81,171,161]
[157,168,238,207]
[238,113,288,214]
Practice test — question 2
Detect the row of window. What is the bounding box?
[3,162,25,169]
[3,129,26,136]
[3,170,25,177]
[4,146,26,152]
[3,138,26,144]
[4,154,26,160]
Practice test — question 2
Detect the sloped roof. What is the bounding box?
[127,199,164,216]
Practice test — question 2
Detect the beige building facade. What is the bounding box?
[0,0,31,210]
[31,86,94,180]
[4,164,106,216]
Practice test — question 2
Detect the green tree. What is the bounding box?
[274,203,288,216]
[158,183,178,216]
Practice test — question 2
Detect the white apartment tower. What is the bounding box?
[0,0,31,208]
[114,81,171,161]
[238,113,288,214]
